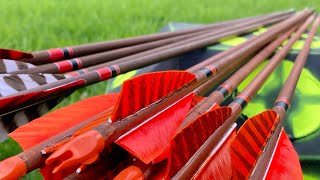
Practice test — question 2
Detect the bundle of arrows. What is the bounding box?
[0,8,317,179]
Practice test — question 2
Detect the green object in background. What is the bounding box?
[253,27,268,35]
[105,70,138,93]
[219,36,247,46]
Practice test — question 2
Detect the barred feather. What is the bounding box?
[0,59,35,73]
[111,71,196,122]
[229,110,280,179]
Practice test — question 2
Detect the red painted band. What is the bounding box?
[221,83,233,94]
[66,72,79,77]
[66,47,73,57]
[47,48,64,62]
[54,61,73,73]
[206,65,217,75]
[95,68,112,81]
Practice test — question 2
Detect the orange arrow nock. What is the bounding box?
[0,156,27,180]
[45,130,105,174]
[114,166,144,180]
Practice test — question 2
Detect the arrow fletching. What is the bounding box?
[229,110,280,179]
[0,48,33,60]
[264,129,302,179]
[0,59,35,73]
[115,92,194,164]
[192,124,236,180]
[156,107,232,178]
[111,71,196,122]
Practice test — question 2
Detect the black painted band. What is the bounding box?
[69,59,79,70]
[216,86,229,98]
[274,101,289,111]
[62,48,70,59]
[109,66,118,77]
[199,67,213,78]
[234,97,247,109]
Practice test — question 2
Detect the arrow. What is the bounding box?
[0,10,311,179]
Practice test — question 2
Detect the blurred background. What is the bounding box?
[0,0,319,179]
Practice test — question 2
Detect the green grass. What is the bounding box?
[0,0,320,179]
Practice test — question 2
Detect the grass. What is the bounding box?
[0,0,320,179]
